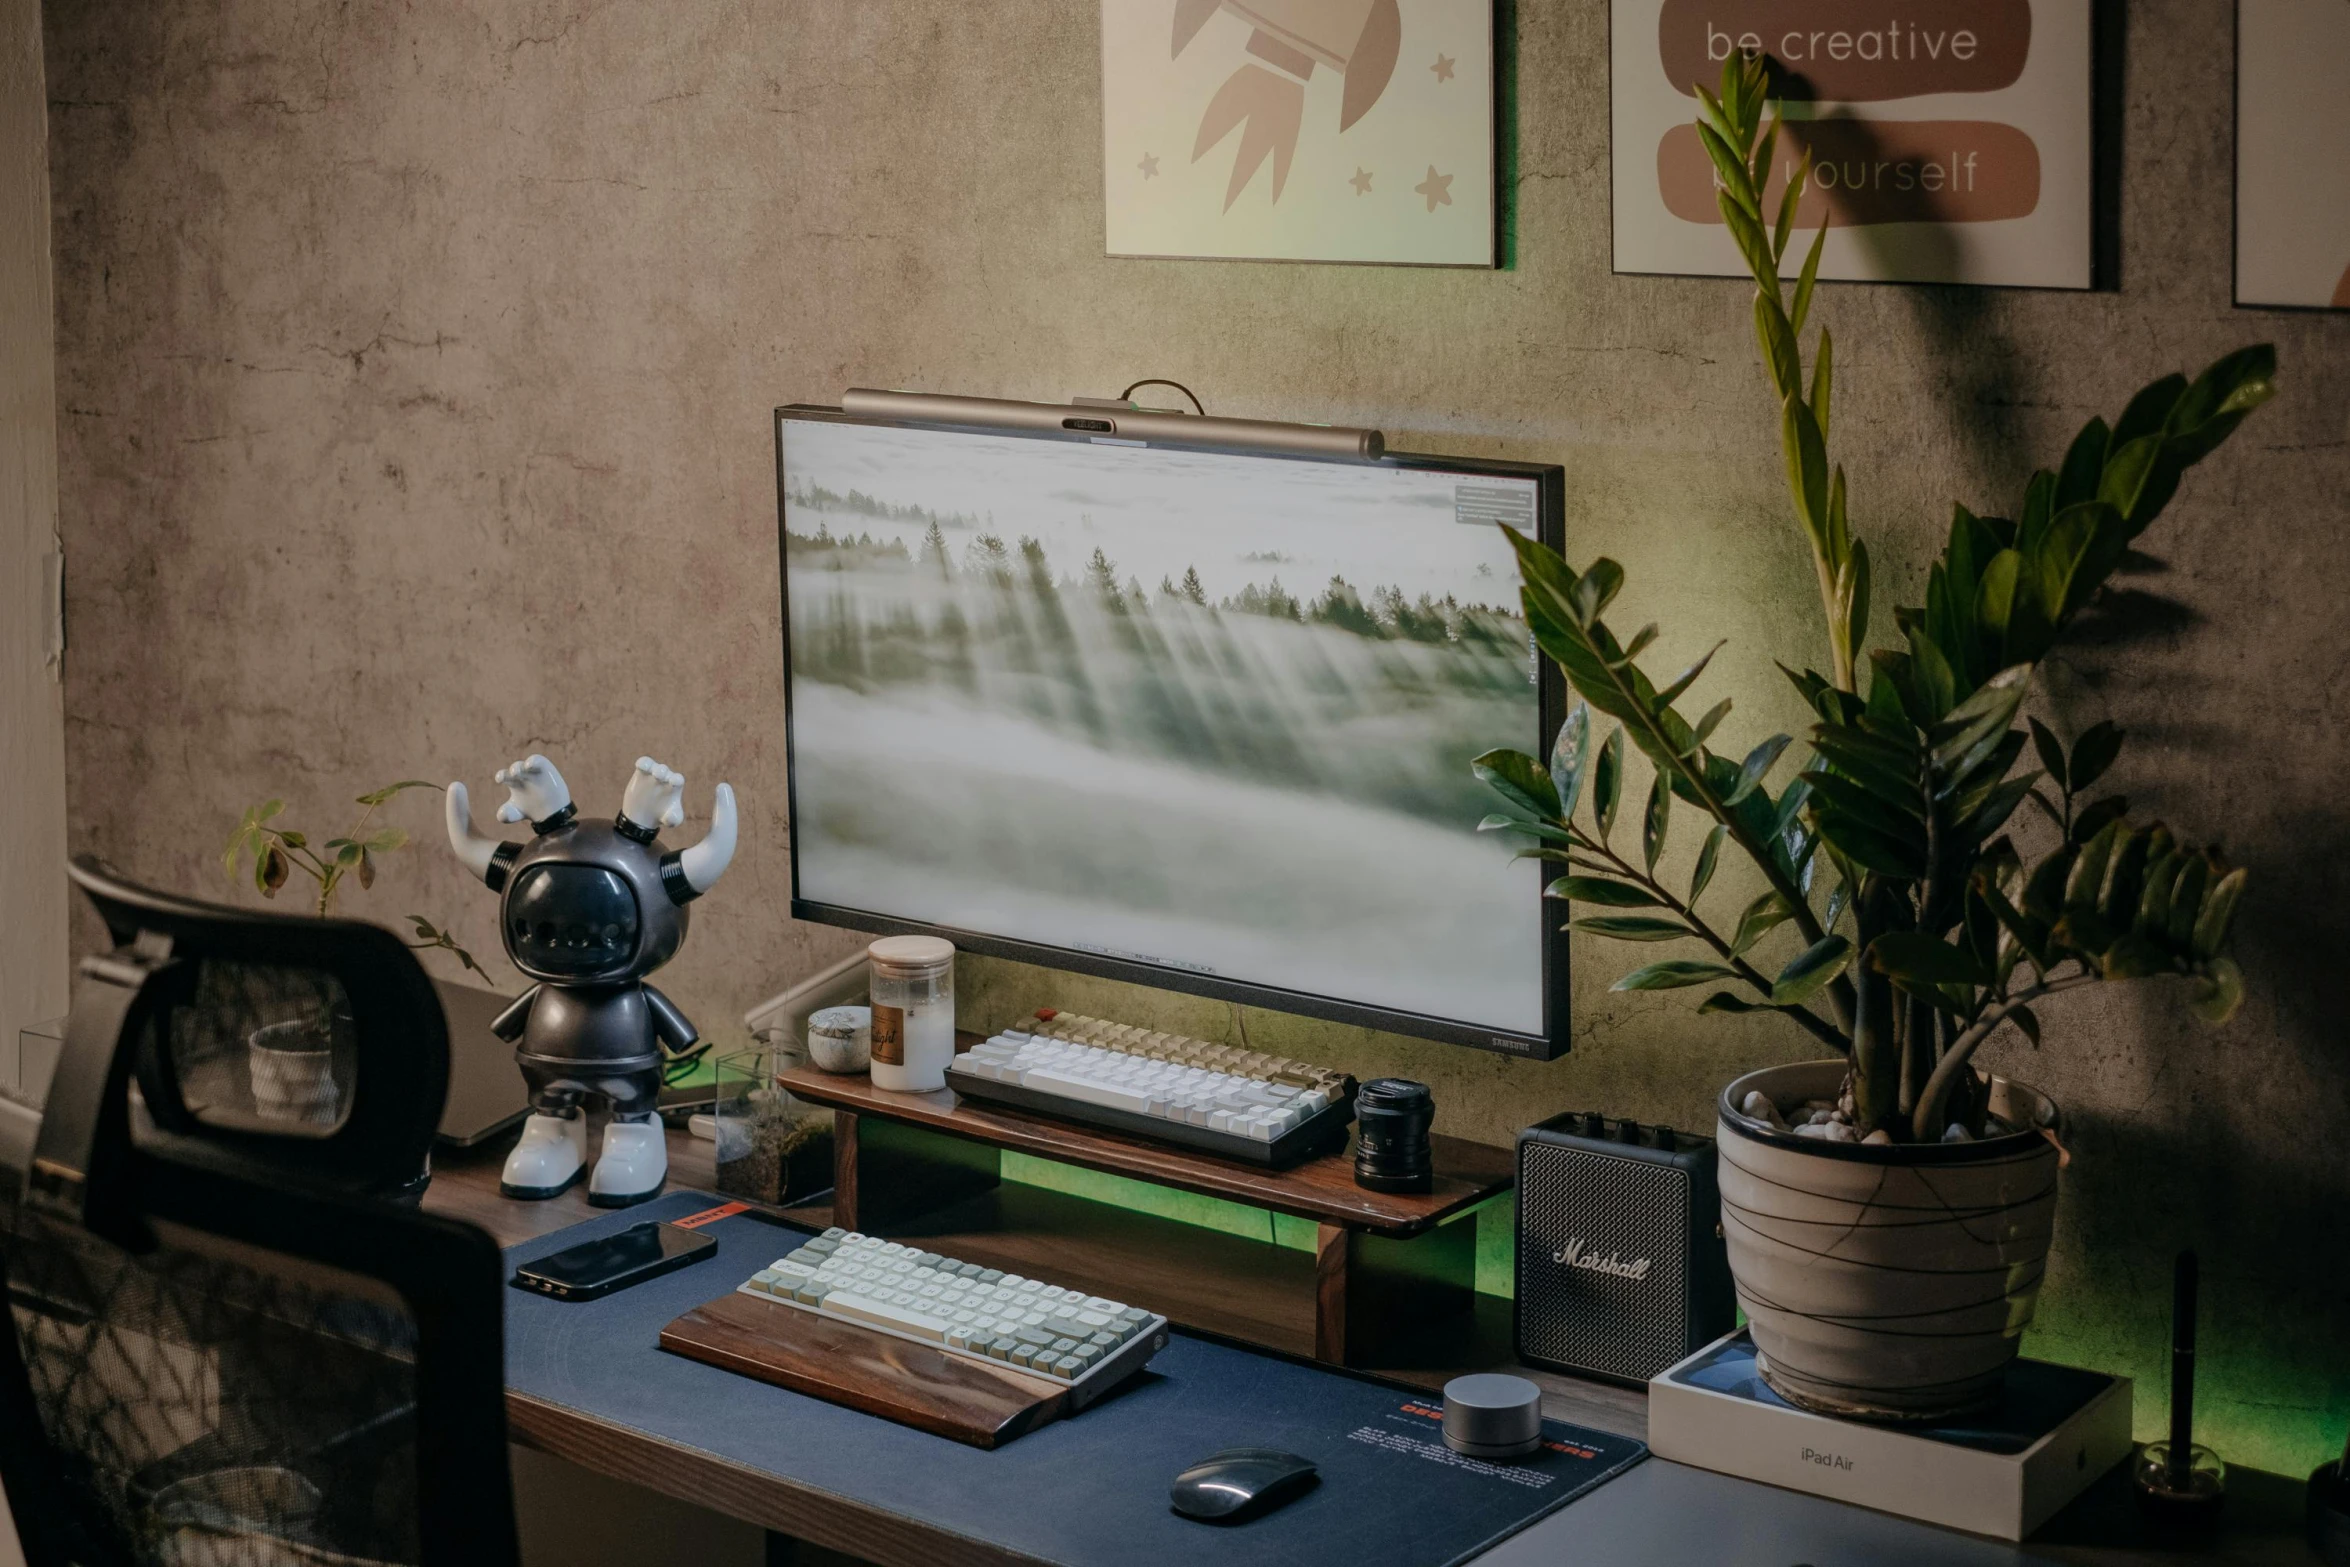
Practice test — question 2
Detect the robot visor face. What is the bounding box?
[505,863,641,980]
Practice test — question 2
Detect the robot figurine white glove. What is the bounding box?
[620,756,687,833]
[494,755,574,826]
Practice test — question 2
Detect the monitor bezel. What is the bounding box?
[773,403,1571,1061]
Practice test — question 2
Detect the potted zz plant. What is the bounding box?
[1475,55,2273,1421]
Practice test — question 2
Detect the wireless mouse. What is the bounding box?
[1169,1447,1320,1523]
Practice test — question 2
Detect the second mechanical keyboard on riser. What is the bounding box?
[944,1010,1358,1167]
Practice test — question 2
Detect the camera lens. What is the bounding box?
[1354,1078,1435,1194]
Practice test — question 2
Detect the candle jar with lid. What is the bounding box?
[867,935,956,1092]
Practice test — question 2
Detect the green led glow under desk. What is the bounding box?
[772,1053,1513,1374]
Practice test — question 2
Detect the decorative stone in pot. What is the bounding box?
[1716,1059,2061,1422]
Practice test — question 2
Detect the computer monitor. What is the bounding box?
[775,405,1568,1058]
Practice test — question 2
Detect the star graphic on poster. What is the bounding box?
[1138,152,1160,179]
[1350,167,1374,196]
[1415,165,1453,212]
[1431,53,1456,83]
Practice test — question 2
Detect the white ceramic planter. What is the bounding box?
[247,1020,341,1128]
[1715,1060,2062,1422]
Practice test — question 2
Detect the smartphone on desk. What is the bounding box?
[511,1221,717,1302]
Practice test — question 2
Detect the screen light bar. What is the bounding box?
[840,388,1385,462]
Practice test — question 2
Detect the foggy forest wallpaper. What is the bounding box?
[781,420,1545,1034]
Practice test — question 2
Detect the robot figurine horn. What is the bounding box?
[446,754,739,1206]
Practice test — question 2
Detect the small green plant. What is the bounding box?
[224,780,490,981]
[1475,53,2269,1143]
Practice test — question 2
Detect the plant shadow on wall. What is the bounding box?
[2029,780,2350,1455]
[1473,56,2276,1421]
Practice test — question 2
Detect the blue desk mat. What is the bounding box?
[503,1192,1647,1567]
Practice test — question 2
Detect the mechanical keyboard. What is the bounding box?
[945,1009,1356,1167]
[738,1228,1170,1409]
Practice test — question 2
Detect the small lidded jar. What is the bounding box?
[805,1005,871,1074]
[867,936,956,1092]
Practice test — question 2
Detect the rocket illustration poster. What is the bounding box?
[1102,1,1496,266]
[2236,0,2350,310]
[1611,1,2093,288]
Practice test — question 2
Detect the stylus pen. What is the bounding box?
[2169,1250,2197,1484]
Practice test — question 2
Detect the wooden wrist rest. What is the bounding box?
[659,1291,1070,1449]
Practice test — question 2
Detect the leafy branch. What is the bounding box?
[1478,701,1850,1053]
[1697,53,1863,698]
[224,781,490,979]
[1476,654,1852,1051]
[406,915,491,983]
[1500,536,1854,1003]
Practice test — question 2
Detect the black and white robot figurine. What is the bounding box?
[445,754,737,1206]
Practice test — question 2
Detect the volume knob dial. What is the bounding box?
[1440,1373,1544,1460]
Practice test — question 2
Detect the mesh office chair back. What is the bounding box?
[0,857,519,1567]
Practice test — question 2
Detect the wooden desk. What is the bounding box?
[427,1127,2313,1567]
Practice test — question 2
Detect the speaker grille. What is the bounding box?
[1517,1141,1692,1381]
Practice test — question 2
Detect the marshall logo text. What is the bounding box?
[1552,1237,1652,1281]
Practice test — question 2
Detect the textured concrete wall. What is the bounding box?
[3,0,66,1072]
[42,1,2350,1469]
[1,0,59,1551]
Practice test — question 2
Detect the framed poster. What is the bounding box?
[1103,1,1496,266]
[1611,0,2094,288]
[2236,0,2350,310]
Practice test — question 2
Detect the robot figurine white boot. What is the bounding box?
[589,1117,669,1205]
[502,1105,588,1199]
[447,754,738,1208]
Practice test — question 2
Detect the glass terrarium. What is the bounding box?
[712,1042,833,1207]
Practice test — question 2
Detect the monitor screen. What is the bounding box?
[776,409,1566,1056]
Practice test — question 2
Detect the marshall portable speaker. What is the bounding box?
[1514,1111,1734,1385]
